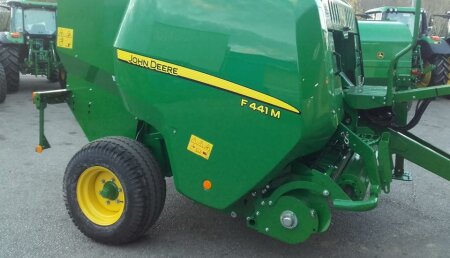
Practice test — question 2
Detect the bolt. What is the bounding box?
[268,201,273,206]
[173,129,177,134]
[118,188,122,192]
[256,211,261,216]
[106,201,110,205]
[111,178,115,182]
[265,227,270,232]
[261,201,266,206]
[101,179,106,184]
[251,192,257,197]
[246,217,251,221]
[261,189,267,194]
[323,190,330,197]
[280,210,298,229]
[266,185,270,189]
[310,209,317,218]
[116,200,121,204]
[230,212,237,218]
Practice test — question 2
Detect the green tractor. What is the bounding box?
[0,0,62,93]
[361,7,450,87]
[33,0,450,245]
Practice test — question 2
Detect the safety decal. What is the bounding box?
[57,27,74,49]
[187,135,214,160]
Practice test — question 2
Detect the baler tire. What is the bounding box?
[0,46,20,93]
[430,55,450,86]
[63,136,166,245]
[0,63,6,103]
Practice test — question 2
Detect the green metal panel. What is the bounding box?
[359,21,413,86]
[56,0,137,141]
[113,0,346,209]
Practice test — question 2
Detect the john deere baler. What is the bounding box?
[33,0,450,245]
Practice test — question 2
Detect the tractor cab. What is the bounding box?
[0,1,56,41]
[0,0,61,93]
[365,7,428,36]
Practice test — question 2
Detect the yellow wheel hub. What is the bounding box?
[77,166,125,226]
[447,57,450,85]
[417,62,432,88]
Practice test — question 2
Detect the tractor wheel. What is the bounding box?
[0,46,20,93]
[417,61,432,87]
[58,67,67,89]
[0,63,6,104]
[430,55,450,86]
[447,56,450,99]
[63,137,166,244]
[47,69,59,83]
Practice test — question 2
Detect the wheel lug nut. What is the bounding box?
[106,201,110,205]
[101,179,106,183]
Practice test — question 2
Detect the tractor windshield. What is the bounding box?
[0,7,10,31]
[367,11,415,35]
[385,12,415,34]
[23,9,56,35]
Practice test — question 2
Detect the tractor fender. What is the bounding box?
[419,40,450,60]
[0,33,12,45]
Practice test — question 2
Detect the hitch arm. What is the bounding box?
[389,129,450,181]
[33,89,70,153]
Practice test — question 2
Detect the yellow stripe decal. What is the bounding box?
[117,49,300,114]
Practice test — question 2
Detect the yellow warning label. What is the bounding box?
[57,27,74,49]
[187,135,214,160]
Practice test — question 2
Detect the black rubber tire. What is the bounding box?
[63,136,166,245]
[430,55,450,86]
[47,68,59,83]
[0,46,20,93]
[58,67,67,89]
[0,63,6,104]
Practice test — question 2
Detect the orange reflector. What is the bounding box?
[10,32,20,38]
[35,145,44,154]
[203,180,212,190]
[32,92,37,102]
[411,69,421,76]
[431,36,441,41]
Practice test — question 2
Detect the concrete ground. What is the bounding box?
[0,76,449,258]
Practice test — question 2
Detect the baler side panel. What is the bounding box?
[56,0,137,141]
[114,0,343,210]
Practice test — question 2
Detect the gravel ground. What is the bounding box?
[0,76,449,258]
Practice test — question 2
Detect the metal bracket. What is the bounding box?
[392,171,413,181]
[33,89,70,153]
